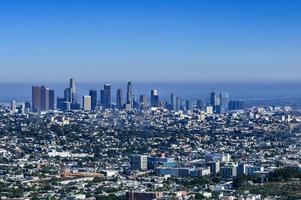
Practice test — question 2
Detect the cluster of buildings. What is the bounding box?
[130,153,266,181]
[28,78,244,115]
[0,100,299,199]
[0,79,300,199]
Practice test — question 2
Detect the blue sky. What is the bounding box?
[0,0,301,83]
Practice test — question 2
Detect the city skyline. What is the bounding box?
[0,0,301,82]
[1,1,301,199]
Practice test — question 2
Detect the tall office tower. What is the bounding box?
[228,100,244,110]
[40,86,49,112]
[220,92,229,113]
[56,97,65,110]
[83,95,92,111]
[11,100,16,113]
[100,90,105,106]
[126,81,133,109]
[139,95,148,110]
[210,92,218,107]
[64,88,71,102]
[49,90,55,110]
[196,99,203,110]
[69,78,77,103]
[116,89,123,110]
[186,100,192,111]
[170,93,177,111]
[32,86,41,112]
[210,91,221,113]
[103,84,111,109]
[89,90,97,110]
[133,94,139,109]
[150,89,159,107]
[62,101,71,111]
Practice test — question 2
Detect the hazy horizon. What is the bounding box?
[1,81,301,102]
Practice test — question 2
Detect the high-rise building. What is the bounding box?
[103,84,111,109]
[196,99,203,110]
[11,100,16,113]
[89,90,97,110]
[62,101,71,111]
[170,93,177,111]
[210,92,219,107]
[150,89,159,107]
[229,100,244,110]
[64,88,71,102]
[57,97,65,110]
[116,89,123,110]
[32,86,41,113]
[100,89,105,106]
[41,86,49,112]
[49,90,55,110]
[69,78,77,103]
[133,94,139,109]
[83,95,92,111]
[139,95,148,110]
[32,85,55,112]
[126,81,133,109]
[220,92,229,113]
[185,100,192,111]
[130,155,148,171]
[210,92,222,113]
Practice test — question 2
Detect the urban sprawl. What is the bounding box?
[0,78,301,200]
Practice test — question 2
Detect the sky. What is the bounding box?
[0,0,301,83]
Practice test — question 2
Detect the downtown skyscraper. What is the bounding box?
[170,93,177,111]
[32,86,41,112]
[89,90,97,110]
[69,78,77,103]
[116,88,123,110]
[126,81,133,109]
[32,85,55,112]
[150,89,159,108]
[103,84,111,109]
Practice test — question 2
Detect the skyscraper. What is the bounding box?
[100,89,105,106]
[210,91,221,114]
[103,84,111,109]
[41,86,49,112]
[126,81,133,109]
[196,99,203,110]
[116,89,123,110]
[220,92,229,113]
[83,95,91,111]
[32,86,41,112]
[139,95,148,110]
[210,92,218,107]
[229,100,244,110]
[89,90,97,110]
[170,93,177,111]
[11,100,16,113]
[150,89,159,107]
[186,100,192,111]
[69,78,77,103]
[49,90,55,110]
[64,88,71,102]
